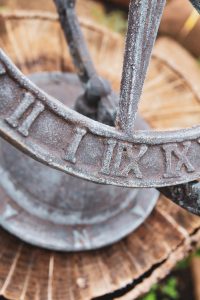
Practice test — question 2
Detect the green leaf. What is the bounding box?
[161,277,179,299]
[176,257,191,270]
[142,291,157,300]
[195,249,200,256]
[91,7,127,34]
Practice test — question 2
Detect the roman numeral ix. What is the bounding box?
[101,139,148,179]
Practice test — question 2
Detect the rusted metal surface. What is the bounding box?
[1,49,200,188]
[159,182,200,216]
[117,0,165,133]
[0,0,199,188]
[0,72,158,251]
[0,0,199,250]
[53,0,115,123]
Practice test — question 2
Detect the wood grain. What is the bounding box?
[0,10,200,300]
[191,257,200,300]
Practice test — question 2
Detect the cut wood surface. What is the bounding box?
[0,10,200,300]
[0,10,124,88]
[102,0,200,57]
[159,0,200,57]
[191,257,200,300]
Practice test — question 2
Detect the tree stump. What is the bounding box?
[159,0,200,58]
[0,10,200,300]
[191,257,200,300]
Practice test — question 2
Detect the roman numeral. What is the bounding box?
[101,139,148,179]
[65,127,87,164]
[100,139,117,175]
[6,92,44,137]
[2,204,18,221]
[162,142,195,178]
[73,229,91,249]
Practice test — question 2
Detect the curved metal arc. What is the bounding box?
[1,48,200,144]
[1,49,200,188]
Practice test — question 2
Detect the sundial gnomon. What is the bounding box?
[0,0,199,251]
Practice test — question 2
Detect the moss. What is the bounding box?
[141,278,179,300]
[91,6,127,34]
[140,249,200,300]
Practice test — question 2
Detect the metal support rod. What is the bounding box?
[53,0,113,120]
[53,0,97,85]
[116,0,166,134]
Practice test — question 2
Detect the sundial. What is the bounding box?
[0,0,199,251]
